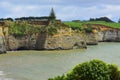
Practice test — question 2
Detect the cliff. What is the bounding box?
[3,22,120,51]
[35,28,87,50]
[89,24,120,42]
[7,35,37,51]
[0,22,7,53]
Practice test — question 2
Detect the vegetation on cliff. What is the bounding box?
[85,21,120,29]
[48,59,120,80]
[64,22,94,33]
[5,21,41,37]
[64,21,120,31]
[5,20,64,37]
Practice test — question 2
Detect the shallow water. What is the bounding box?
[0,42,120,80]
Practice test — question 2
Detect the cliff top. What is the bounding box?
[64,21,120,30]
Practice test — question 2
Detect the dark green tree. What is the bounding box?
[49,8,56,21]
[118,18,120,23]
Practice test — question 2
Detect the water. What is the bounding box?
[0,42,120,80]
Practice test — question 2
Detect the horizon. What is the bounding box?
[1,0,120,22]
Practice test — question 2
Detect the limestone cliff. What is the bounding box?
[0,22,7,53]
[5,23,120,51]
[6,25,99,50]
[89,24,120,42]
[7,35,37,50]
[0,36,6,53]
[35,28,87,50]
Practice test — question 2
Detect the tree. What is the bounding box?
[49,8,56,21]
[118,18,120,23]
[89,17,114,22]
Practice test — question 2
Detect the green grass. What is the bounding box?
[85,21,120,29]
[64,21,120,29]
[64,22,83,30]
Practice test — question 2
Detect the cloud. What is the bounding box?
[0,0,120,21]
[0,1,11,7]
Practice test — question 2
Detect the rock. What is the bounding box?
[0,36,6,54]
[35,33,47,50]
[98,31,104,42]
[7,35,37,51]
[98,30,120,42]
[85,33,98,45]
[103,30,118,42]
[73,42,87,49]
[35,30,87,50]
[7,36,19,50]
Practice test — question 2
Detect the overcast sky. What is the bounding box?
[0,0,120,21]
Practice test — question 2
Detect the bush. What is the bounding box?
[84,25,94,33]
[48,59,120,80]
[66,60,110,80]
[108,64,120,80]
[48,75,65,80]
[47,25,57,35]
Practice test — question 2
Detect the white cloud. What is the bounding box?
[0,1,11,7]
[1,0,120,21]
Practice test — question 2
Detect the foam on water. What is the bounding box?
[0,71,14,80]
[0,78,14,80]
[0,71,4,76]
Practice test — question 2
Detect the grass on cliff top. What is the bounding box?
[64,21,120,29]
[64,22,83,30]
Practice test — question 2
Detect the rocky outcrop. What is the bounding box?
[6,24,120,51]
[6,28,99,50]
[0,36,6,53]
[35,28,87,50]
[97,30,120,42]
[84,33,98,45]
[87,24,120,42]
[7,35,37,51]
[35,33,47,50]
[92,25,120,42]
[102,30,120,42]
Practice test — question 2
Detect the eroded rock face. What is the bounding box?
[0,36,6,53]
[97,30,120,42]
[35,31,87,50]
[7,35,37,51]
[90,24,120,42]
[103,30,120,42]
[45,35,87,50]
[85,33,98,45]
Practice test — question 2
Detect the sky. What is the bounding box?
[0,0,120,21]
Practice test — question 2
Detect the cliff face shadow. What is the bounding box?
[35,33,47,50]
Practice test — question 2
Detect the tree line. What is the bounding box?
[89,17,114,22]
[0,8,56,22]
[0,16,49,21]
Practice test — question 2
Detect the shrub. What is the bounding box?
[47,25,57,35]
[84,25,94,33]
[48,59,120,80]
[108,64,120,80]
[48,75,65,80]
[66,60,110,80]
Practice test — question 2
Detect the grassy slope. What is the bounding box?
[64,21,120,29]
[64,22,83,30]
